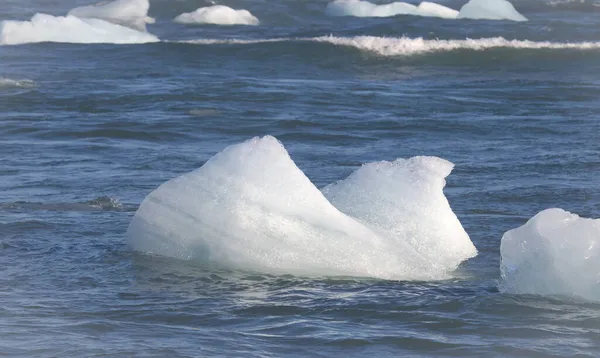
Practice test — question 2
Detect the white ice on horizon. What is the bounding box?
[174,5,260,26]
[68,0,155,31]
[127,136,476,280]
[500,208,600,301]
[325,0,526,21]
[458,0,528,21]
[0,13,159,45]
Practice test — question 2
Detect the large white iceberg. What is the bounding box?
[458,0,528,21]
[127,136,476,280]
[0,13,159,45]
[174,5,260,26]
[68,0,155,31]
[500,208,600,301]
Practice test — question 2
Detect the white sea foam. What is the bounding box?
[500,208,600,301]
[458,0,528,21]
[68,0,155,31]
[174,5,259,26]
[0,78,36,88]
[313,36,600,56]
[128,136,476,280]
[0,13,159,45]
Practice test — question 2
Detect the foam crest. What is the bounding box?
[458,0,527,21]
[314,36,600,56]
[68,0,155,31]
[0,13,159,45]
[174,5,259,26]
[128,136,476,280]
[500,209,600,301]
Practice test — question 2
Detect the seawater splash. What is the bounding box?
[325,0,526,21]
[179,36,600,56]
[500,208,600,301]
[0,13,159,45]
[127,136,476,280]
[68,0,155,31]
[174,5,260,26]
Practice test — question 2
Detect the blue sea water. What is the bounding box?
[1,0,600,356]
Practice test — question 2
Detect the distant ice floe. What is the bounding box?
[0,77,36,89]
[458,0,528,22]
[0,13,159,45]
[0,0,158,45]
[174,5,260,26]
[500,208,600,301]
[128,136,476,280]
[325,0,527,21]
[68,0,155,31]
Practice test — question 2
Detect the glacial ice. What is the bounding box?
[325,0,420,17]
[500,208,600,301]
[458,0,528,21]
[174,5,260,26]
[128,136,476,280]
[68,0,155,31]
[0,13,159,45]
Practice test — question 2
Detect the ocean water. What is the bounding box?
[2,0,600,356]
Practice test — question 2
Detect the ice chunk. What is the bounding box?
[325,0,418,17]
[500,208,600,301]
[174,5,260,26]
[458,0,528,21]
[128,136,476,280]
[323,156,476,272]
[0,13,159,45]
[325,0,458,18]
[416,2,459,19]
[68,0,155,31]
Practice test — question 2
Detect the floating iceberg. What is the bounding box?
[458,0,528,21]
[325,0,419,17]
[128,136,476,280]
[416,2,460,18]
[68,0,155,31]
[500,208,600,301]
[174,5,260,26]
[0,13,159,45]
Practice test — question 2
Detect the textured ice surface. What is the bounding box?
[0,13,159,45]
[458,0,528,21]
[500,208,600,301]
[128,136,476,280]
[416,2,459,18]
[325,0,458,18]
[323,156,476,272]
[174,5,260,26]
[68,0,155,31]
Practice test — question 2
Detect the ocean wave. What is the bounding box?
[0,13,159,45]
[174,5,260,26]
[1,196,133,212]
[177,36,600,56]
[127,136,476,280]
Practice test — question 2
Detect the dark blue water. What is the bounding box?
[2,0,600,356]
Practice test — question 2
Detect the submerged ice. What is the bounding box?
[174,5,260,26]
[500,208,600,301]
[128,136,476,280]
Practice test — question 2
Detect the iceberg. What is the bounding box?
[458,0,528,21]
[174,5,260,26]
[68,0,155,31]
[0,13,159,45]
[127,136,476,280]
[500,208,600,301]
[325,0,419,17]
